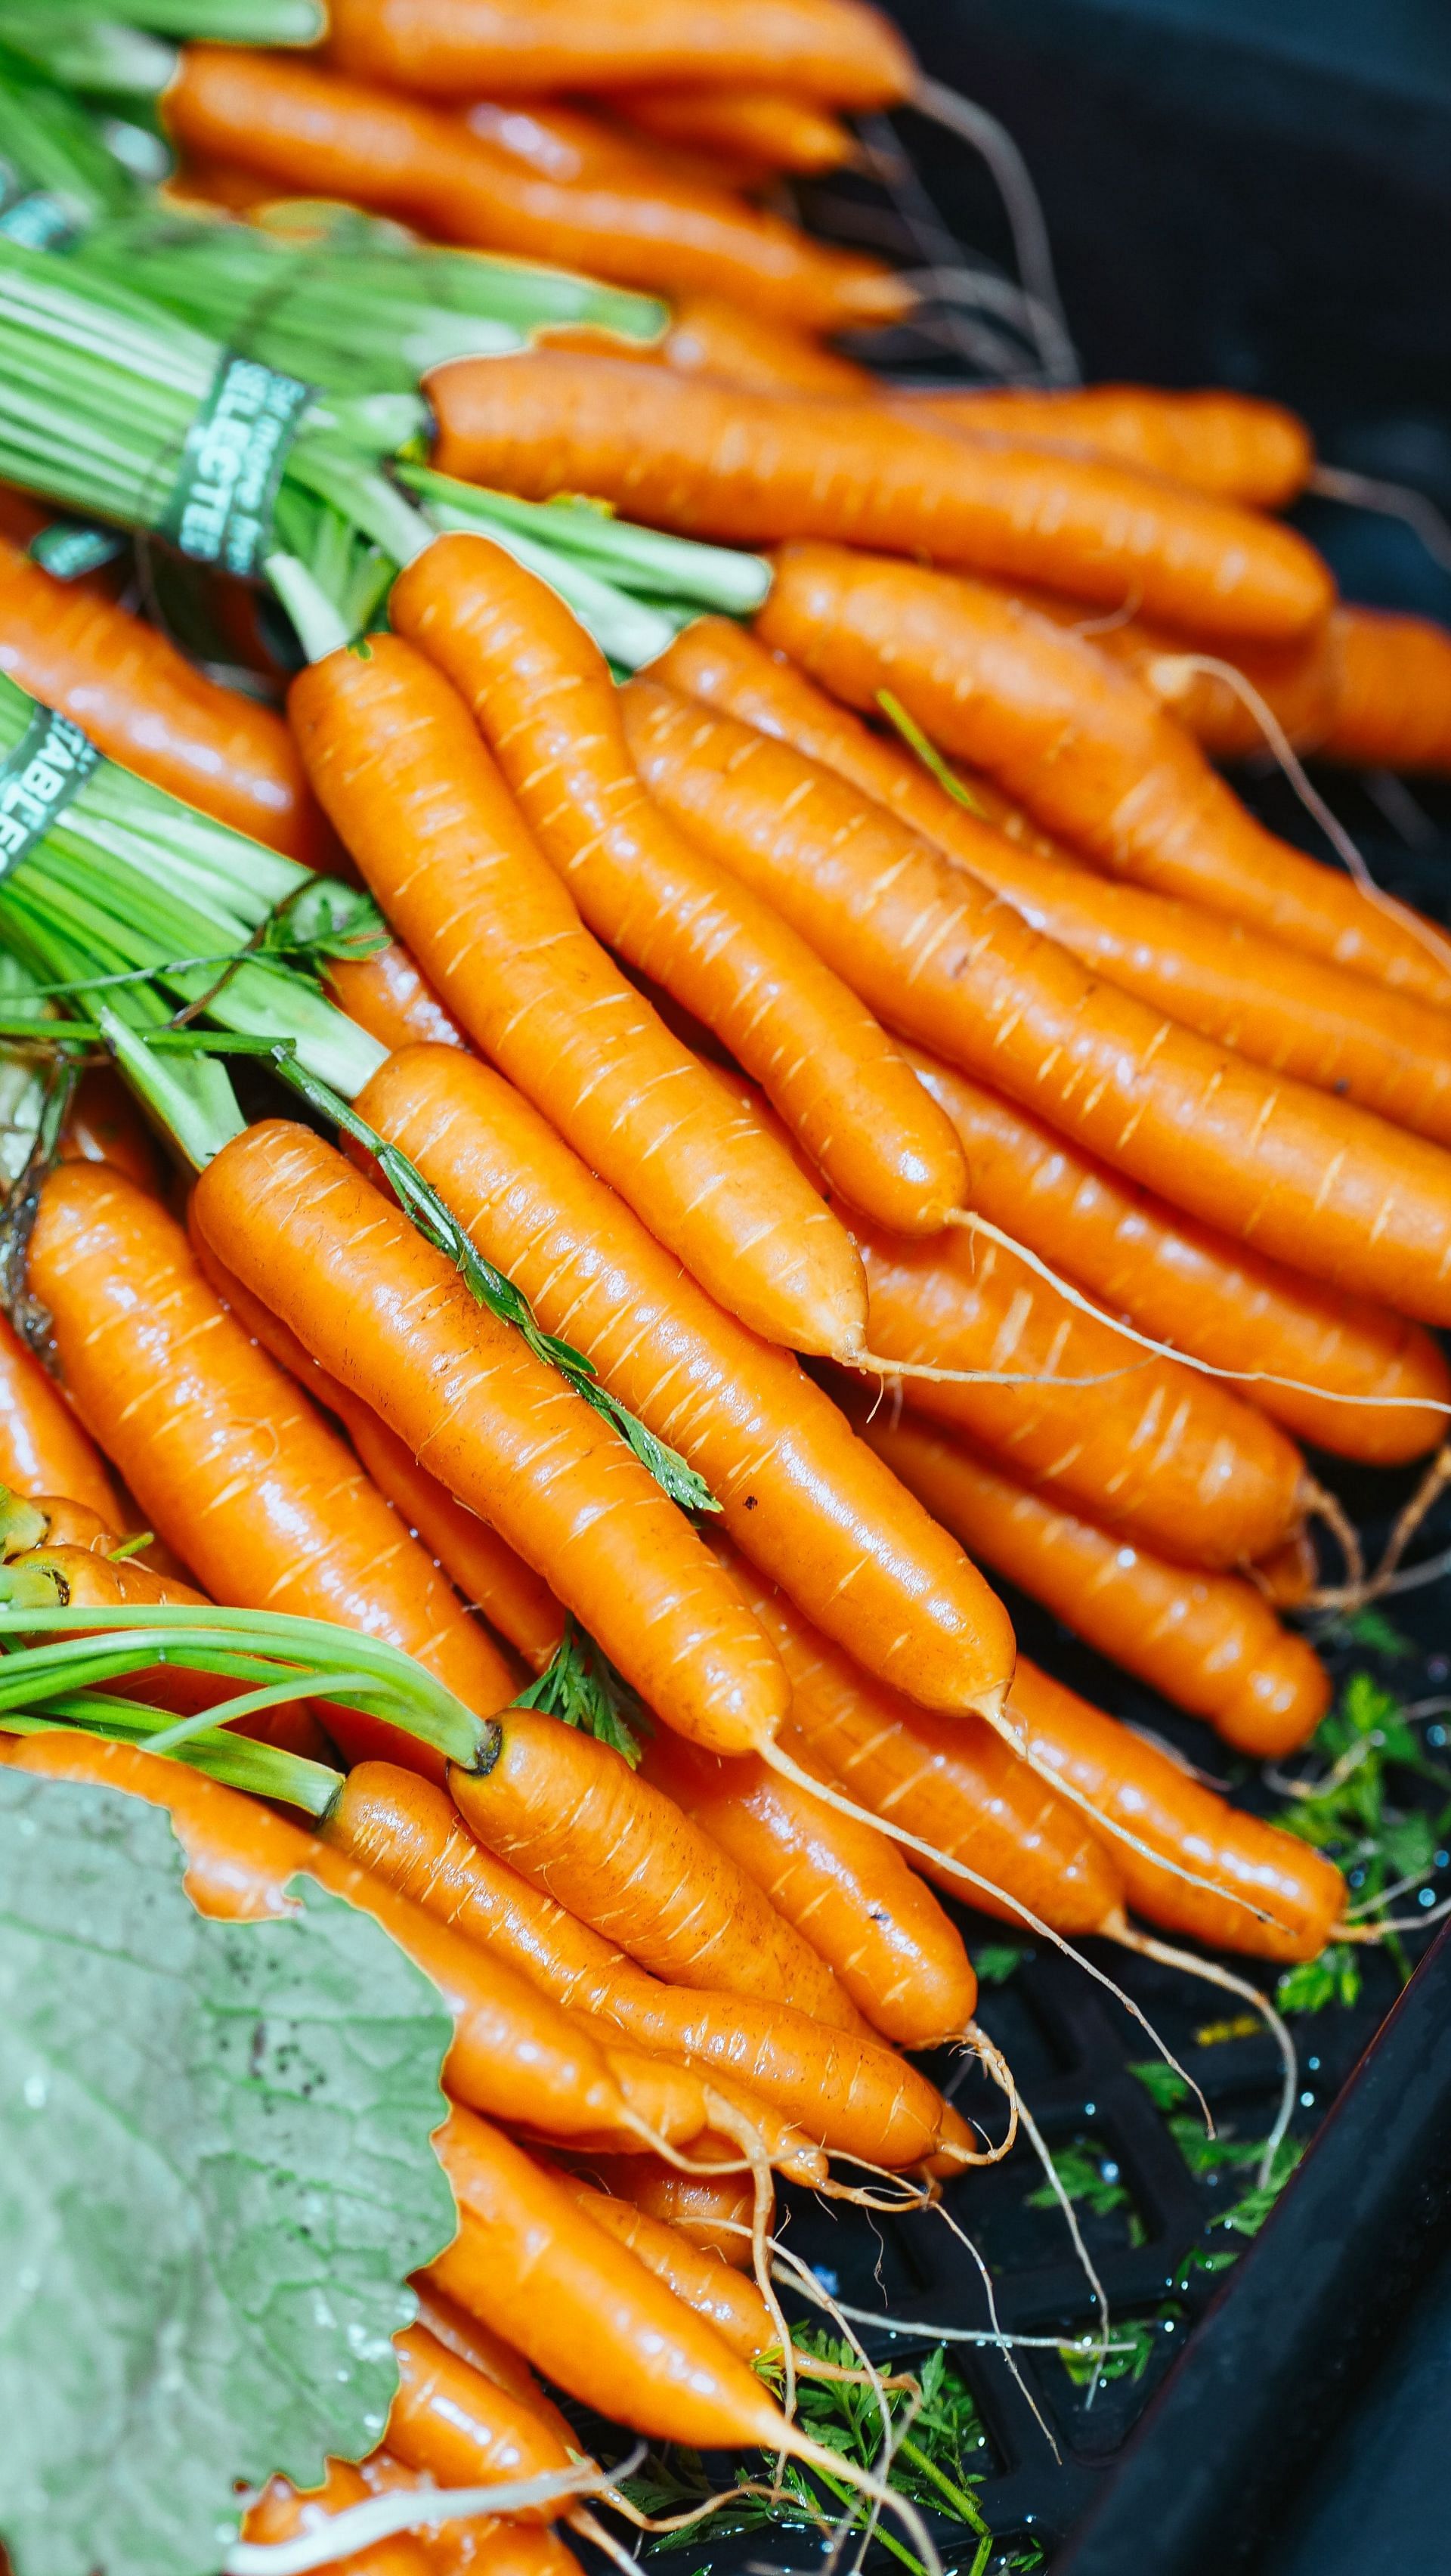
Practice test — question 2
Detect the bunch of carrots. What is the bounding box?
[2,2,1451,2569]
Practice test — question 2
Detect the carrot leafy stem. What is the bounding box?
[515,1615,648,1767]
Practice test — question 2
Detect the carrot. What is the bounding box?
[0,1488,118,1558]
[462,92,753,191]
[386,2322,578,2505]
[326,940,472,1056]
[0,531,333,865]
[29,1160,518,1771]
[583,2157,755,2270]
[642,1725,979,2048]
[613,86,856,172]
[908,1051,1451,1464]
[321,1760,940,2170]
[320,0,917,107]
[447,1701,865,2033]
[536,2158,776,2360]
[756,543,1451,1006]
[1,1543,206,1615]
[391,534,967,1234]
[243,2457,432,2575]
[190,1226,565,1677]
[428,351,1332,641]
[0,1310,122,1523]
[289,633,868,1359]
[886,385,1314,509]
[166,51,909,329]
[648,293,876,395]
[622,678,1451,1325]
[190,1120,790,1756]
[859,1412,1329,1754]
[59,1066,164,1195]
[1317,605,1451,775]
[354,1043,1014,1715]
[410,2281,578,2443]
[849,1217,1307,1568]
[1009,1657,1344,1960]
[0,1732,710,2150]
[357,2444,584,2576]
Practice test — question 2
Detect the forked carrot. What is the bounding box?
[622,679,1451,1324]
[859,1411,1330,1754]
[354,1043,1014,1716]
[428,351,1332,639]
[391,532,967,1234]
[755,543,1451,1007]
[29,1161,517,1771]
[0,1309,122,1523]
[888,385,1314,507]
[190,1120,791,1755]
[289,633,870,1358]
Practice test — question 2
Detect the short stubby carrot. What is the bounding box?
[756,543,1451,1009]
[623,679,1451,1326]
[0,1309,122,1524]
[166,49,909,329]
[861,1411,1330,1754]
[0,533,333,864]
[355,1042,1016,1717]
[191,1120,789,1756]
[428,351,1332,640]
[320,0,917,107]
[289,633,867,1359]
[326,938,470,1055]
[28,1161,516,1772]
[642,1723,978,2048]
[1010,1658,1346,1959]
[911,1052,1451,1464]
[391,535,965,1234]
[447,1702,866,2032]
[887,385,1314,508]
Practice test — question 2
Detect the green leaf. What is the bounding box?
[1127,2057,1193,2112]
[515,1618,650,1766]
[971,1941,1026,1986]
[1276,1944,1362,2015]
[0,1771,455,2576]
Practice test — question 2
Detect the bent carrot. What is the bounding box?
[0,1310,122,1523]
[1010,1658,1345,1959]
[0,1733,698,2149]
[623,678,1451,1325]
[613,86,855,172]
[289,633,867,1359]
[0,533,332,864]
[29,1162,518,1771]
[642,1723,978,2048]
[327,940,471,1055]
[586,2158,755,2269]
[910,1052,1451,1465]
[861,1412,1329,1755]
[447,1702,865,2032]
[756,543,1451,1007]
[320,0,917,107]
[889,385,1314,509]
[191,1121,790,1756]
[243,2457,431,2575]
[321,1762,939,2169]
[536,2159,775,2360]
[391,534,966,1234]
[354,1044,1014,1715]
[850,1218,1307,1568]
[166,51,908,329]
[428,351,1332,640]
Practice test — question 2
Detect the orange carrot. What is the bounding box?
[320,1761,941,2170]
[0,1310,122,1522]
[29,1160,518,1771]
[849,1216,1307,1568]
[642,1723,979,2048]
[756,543,1451,1005]
[584,2157,755,2269]
[887,385,1314,509]
[166,50,909,328]
[860,1412,1330,1754]
[2,1543,206,1614]
[320,0,917,107]
[385,2322,577,2505]
[428,351,1332,640]
[243,2457,431,2574]
[354,1043,1014,1716]
[391,534,966,1234]
[908,1051,1451,1464]
[0,532,333,864]
[536,2157,776,2359]
[0,1488,119,1558]
[59,1066,165,1195]
[647,293,876,394]
[462,92,753,191]
[447,1701,866,2032]
[360,2460,583,2576]
[1318,605,1451,775]
[623,677,1451,1325]
[289,633,868,1358]
[1010,1657,1345,1958]
[0,1732,708,2149]
[326,940,472,1055]
[191,1120,790,1757]
[613,86,855,171]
